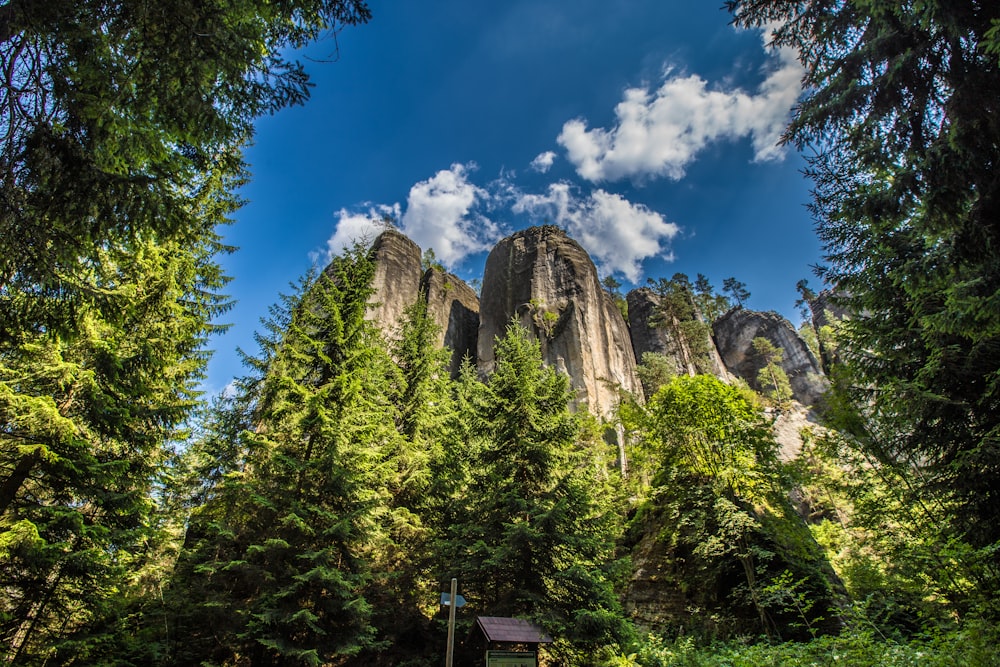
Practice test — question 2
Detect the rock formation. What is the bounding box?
[366,229,424,335]
[477,226,643,416]
[627,287,728,382]
[360,226,832,413]
[809,289,852,374]
[420,267,480,376]
[713,308,828,406]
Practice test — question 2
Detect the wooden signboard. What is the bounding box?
[485,650,537,667]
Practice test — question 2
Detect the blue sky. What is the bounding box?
[204,0,823,395]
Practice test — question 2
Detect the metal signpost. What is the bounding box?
[441,578,466,667]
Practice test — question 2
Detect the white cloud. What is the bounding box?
[324,203,400,262]
[529,151,557,173]
[323,164,502,269]
[557,30,802,182]
[399,163,501,267]
[514,183,679,282]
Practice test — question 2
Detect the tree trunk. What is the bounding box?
[0,448,41,516]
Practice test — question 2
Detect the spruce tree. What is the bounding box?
[445,323,631,656]
[0,233,229,662]
[164,247,396,665]
[728,0,1000,579]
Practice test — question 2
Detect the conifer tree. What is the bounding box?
[164,247,396,665]
[647,274,714,375]
[445,323,631,655]
[728,0,1000,576]
[366,295,457,654]
[0,232,229,662]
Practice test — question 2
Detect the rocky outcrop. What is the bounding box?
[627,288,686,373]
[421,267,480,376]
[627,287,728,381]
[809,289,852,332]
[713,308,828,406]
[367,229,424,336]
[478,226,643,416]
[362,226,833,414]
[809,289,852,374]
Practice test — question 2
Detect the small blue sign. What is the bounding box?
[440,592,467,608]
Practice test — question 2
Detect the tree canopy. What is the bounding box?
[728,0,1000,573]
[1,0,371,659]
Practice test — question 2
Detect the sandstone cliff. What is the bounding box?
[362,226,831,413]
[477,226,643,416]
[713,308,828,406]
[420,267,480,376]
[627,287,728,382]
[367,229,424,336]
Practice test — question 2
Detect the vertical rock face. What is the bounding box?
[627,287,729,381]
[712,308,828,406]
[421,267,480,376]
[366,229,424,336]
[478,226,643,416]
[627,288,681,369]
[809,289,852,332]
[809,289,852,374]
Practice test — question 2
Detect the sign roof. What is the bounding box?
[475,617,553,644]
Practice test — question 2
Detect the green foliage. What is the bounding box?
[693,274,731,322]
[722,278,749,308]
[0,234,229,661]
[645,375,776,500]
[647,275,716,376]
[636,351,678,397]
[420,248,445,272]
[787,420,989,629]
[621,376,836,640]
[797,322,820,365]
[603,275,629,321]
[728,0,1000,590]
[610,618,1000,667]
[794,279,816,324]
[441,322,633,658]
[752,338,793,409]
[161,247,397,665]
[1,0,372,659]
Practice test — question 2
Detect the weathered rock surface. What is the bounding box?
[478,226,643,416]
[421,267,480,376]
[627,287,729,381]
[627,288,687,373]
[713,308,828,406]
[809,289,852,374]
[809,289,852,332]
[367,229,424,336]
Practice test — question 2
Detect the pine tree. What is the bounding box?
[693,273,731,322]
[723,277,750,308]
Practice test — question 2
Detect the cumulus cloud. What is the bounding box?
[514,183,679,282]
[398,163,501,267]
[529,151,557,173]
[557,30,802,182]
[323,164,502,269]
[324,203,400,261]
